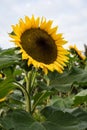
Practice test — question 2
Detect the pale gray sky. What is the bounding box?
[0,0,87,51]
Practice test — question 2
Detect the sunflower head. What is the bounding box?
[0,74,2,78]
[9,15,69,74]
[0,73,5,78]
[69,44,86,60]
[0,97,6,102]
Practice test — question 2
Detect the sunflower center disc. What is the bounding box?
[21,28,57,64]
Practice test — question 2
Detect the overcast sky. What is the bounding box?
[0,0,87,51]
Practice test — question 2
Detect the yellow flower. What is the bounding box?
[0,73,4,78]
[10,15,69,74]
[69,44,86,60]
[0,97,6,102]
[0,74,2,78]
[0,91,13,102]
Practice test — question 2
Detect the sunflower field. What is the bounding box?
[0,16,87,130]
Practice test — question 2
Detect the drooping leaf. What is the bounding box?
[41,106,87,130]
[0,77,16,100]
[41,106,79,130]
[0,110,45,130]
[0,47,21,70]
[0,107,87,130]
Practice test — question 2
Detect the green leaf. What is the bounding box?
[73,90,87,105]
[0,48,21,70]
[71,108,87,130]
[0,55,20,70]
[0,77,16,99]
[13,67,23,76]
[48,66,87,92]
[41,106,87,130]
[0,47,17,56]
[0,110,45,130]
[42,106,79,130]
[7,91,24,109]
[33,91,52,105]
[29,122,45,130]
[0,108,87,130]
[51,96,73,110]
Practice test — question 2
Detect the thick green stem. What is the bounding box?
[13,81,30,112]
[25,71,32,113]
[14,68,37,113]
[25,68,38,112]
[31,70,37,88]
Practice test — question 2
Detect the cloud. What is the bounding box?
[0,0,87,50]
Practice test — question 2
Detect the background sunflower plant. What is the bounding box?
[0,16,87,130]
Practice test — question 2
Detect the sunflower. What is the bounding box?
[10,15,69,74]
[69,44,86,60]
[0,97,6,102]
[0,73,2,78]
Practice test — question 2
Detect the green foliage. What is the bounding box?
[0,110,35,130]
[74,90,87,105]
[0,47,87,130]
[0,108,87,130]
[47,66,87,92]
[0,47,21,70]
